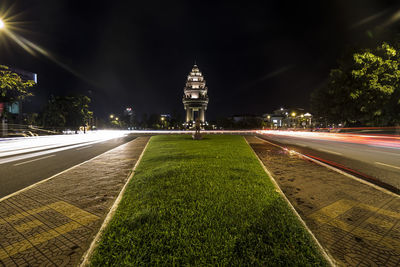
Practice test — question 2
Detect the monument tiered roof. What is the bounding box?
[185,64,207,91]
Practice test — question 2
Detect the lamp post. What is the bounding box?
[161,116,165,129]
[0,19,5,136]
[291,112,296,128]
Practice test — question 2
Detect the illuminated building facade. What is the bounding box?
[182,64,209,125]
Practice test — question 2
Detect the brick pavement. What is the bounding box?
[246,136,400,267]
[0,136,149,266]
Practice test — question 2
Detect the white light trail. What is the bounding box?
[0,130,129,165]
[13,155,55,166]
[256,130,400,149]
[375,162,400,170]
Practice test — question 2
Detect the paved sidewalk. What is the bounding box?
[246,136,400,267]
[0,136,150,266]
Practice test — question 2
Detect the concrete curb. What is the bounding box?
[244,136,337,267]
[79,137,151,266]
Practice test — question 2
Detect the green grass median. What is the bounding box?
[91,135,327,266]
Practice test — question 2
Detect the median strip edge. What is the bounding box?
[245,137,337,267]
[79,137,150,267]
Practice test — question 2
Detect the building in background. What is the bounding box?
[0,67,37,123]
[182,64,209,127]
[263,107,313,128]
[5,67,37,122]
[10,67,38,84]
[0,67,37,136]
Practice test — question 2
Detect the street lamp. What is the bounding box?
[291,112,297,128]
[160,116,165,129]
[110,114,114,119]
[0,19,5,29]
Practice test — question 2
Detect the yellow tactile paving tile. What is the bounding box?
[365,216,395,230]
[309,199,400,254]
[48,201,98,225]
[0,247,8,261]
[309,199,355,223]
[14,219,43,233]
[359,203,400,219]
[0,201,99,260]
[1,205,49,224]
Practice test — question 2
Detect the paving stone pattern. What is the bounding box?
[0,136,149,266]
[246,136,400,267]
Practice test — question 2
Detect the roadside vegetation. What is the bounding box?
[311,42,400,126]
[91,135,327,266]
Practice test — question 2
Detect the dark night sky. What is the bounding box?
[1,0,400,120]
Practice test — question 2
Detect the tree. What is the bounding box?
[144,113,161,129]
[66,95,93,132]
[42,95,68,128]
[42,95,93,132]
[0,65,35,103]
[311,43,400,126]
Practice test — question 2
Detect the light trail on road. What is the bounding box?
[256,129,400,192]
[0,130,130,164]
[257,130,400,149]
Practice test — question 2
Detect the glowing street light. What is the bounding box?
[291,112,296,117]
[110,114,114,119]
[0,19,5,29]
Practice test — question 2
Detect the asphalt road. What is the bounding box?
[0,134,137,198]
[256,133,400,192]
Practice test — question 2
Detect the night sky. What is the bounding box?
[1,0,400,121]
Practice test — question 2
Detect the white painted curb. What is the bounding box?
[79,137,150,266]
[244,137,337,267]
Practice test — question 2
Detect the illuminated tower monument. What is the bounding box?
[182,64,209,125]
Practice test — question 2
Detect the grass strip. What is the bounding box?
[91,135,328,266]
